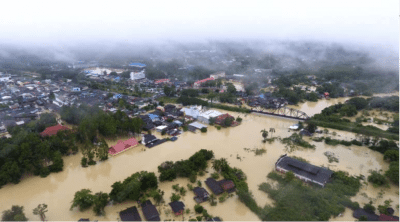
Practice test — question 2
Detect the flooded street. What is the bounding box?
[0,101,398,221]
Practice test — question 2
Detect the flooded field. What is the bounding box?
[0,104,398,221]
[288,92,399,117]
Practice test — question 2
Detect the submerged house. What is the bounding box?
[169,201,185,216]
[205,178,223,195]
[142,134,158,145]
[141,200,160,221]
[108,138,138,156]
[275,154,333,187]
[193,187,209,203]
[119,206,142,221]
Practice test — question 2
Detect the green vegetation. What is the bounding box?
[385,161,399,185]
[281,133,315,149]
[32,204,48,221]
[324,152,339,163]
[70,189,95,211]
[200,127,207,133]
[157,149,214,182]
[1,205,28,221]
[109,171,158,203]
[367,171,388,187]
[310,98,399,140]
[383,150,399,162]
[258,171,362,221]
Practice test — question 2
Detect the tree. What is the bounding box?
[236,116,243,123]
[194,204,204,214]
[70,189,95,211]
[363,201,376,214]
[383,150,399,162]
[226,83,237,95]
[201,127,207,133]
[170,193,181,202]
[93,192,109,216]
[269,128,275,137]
[2,205,28,221]
[260,129,268,142]
[305,122,317,133]
[32,204,48,221]
[209,194,217,206]
[385,161,399,185]
[207,92,217,105]
[223,117,234,127]
[49,92,55,100]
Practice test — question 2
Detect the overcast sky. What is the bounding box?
[0,0,398,49]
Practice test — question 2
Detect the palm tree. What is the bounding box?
[269,128,275,138]
[260,129,268,142]
[209,194,217,206]
[33,204,48,221]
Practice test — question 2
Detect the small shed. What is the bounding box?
[141,200,160,221]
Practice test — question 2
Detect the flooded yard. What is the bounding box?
[0,105,398,221]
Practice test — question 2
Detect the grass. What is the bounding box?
[309,120,399,140]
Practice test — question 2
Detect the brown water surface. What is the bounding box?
[0,105,398,221]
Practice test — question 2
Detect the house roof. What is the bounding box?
[169,201,185,213]
[219,180,235,191]
[109,138,138,155]
[143,134,157,143]
[189,122,207,129]
[40,124,70,137]
[379,214,399,221]
[353,209,379,221]
[205,178,223,195]
[275,155,333,186]
[193,187,209,197]
[141,200,160,221]
[120,206,142,221]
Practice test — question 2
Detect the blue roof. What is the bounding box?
[129,63,146,67]
[148,114,159,120]
[259,94,265,99]
[114,77,120,80]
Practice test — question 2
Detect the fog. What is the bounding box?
[0,0,398,71]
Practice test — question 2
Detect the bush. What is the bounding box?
[201,127,207,133]
[183,126,188,132]
[385,161,399,185]
[363,202,376,214]
[211,172,220,180]
[367,171,388,187]
[383,150,399,162]
[351,140,362,146]
[189,173,197,183]
[81,157,88,167]
[187,184,194,191]
[216,126,221,130]
[194,204,204,214]
[170,193,181,202]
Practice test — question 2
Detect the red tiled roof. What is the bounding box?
[108,138,138,155]
[155,79,170,84]
[194,77,215,85]
[379,214,398,221]
[221,181,235,190]
[40,124,70,137]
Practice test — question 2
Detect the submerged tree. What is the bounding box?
[32,204,48,221]
[1,205,28,221]
[260,129,268,142]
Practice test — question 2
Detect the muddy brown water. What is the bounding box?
[0,104,398,221]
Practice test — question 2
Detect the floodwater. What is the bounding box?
[288,92,399,117]
[0,105,398,221]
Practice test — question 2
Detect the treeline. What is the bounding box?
[311,99,399,140]
[273,87,319,104]
[60,105,144,142]
[0,114,77,188]
[71,171,161,216]
[158,149,214,182]
[258,170,362,221]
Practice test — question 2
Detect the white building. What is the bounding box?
[197,110,222,124]
[180,105,202,119]
[210,71,226,79]
[0,74,11,82]
[130,70,145,80]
